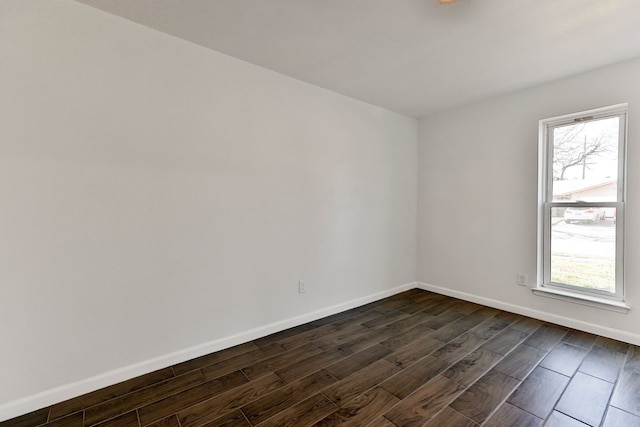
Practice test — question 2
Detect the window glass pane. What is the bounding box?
[551,117,619,202]
[550,207,616,293]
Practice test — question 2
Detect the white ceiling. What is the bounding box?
[75,0,640,118]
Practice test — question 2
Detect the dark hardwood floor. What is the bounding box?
[3,289,640,427]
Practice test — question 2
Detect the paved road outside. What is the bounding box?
[552,218,616,257]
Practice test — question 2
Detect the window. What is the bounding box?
[537,104,627,310]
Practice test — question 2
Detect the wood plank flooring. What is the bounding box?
[3,289,640,427]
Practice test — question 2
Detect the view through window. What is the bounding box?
[540,105,626,299]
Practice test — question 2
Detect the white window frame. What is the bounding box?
[536,104,629,312]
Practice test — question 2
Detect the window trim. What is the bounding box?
[531,286,630,313]
[537,104,628,307]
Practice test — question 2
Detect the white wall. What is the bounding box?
[418,57,640,344]
[0,0,417,415]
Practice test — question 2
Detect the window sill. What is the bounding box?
[532,287,631,313]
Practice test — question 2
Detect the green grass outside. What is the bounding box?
[551,254,615,292]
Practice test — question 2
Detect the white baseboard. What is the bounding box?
[11,280,633,422]
[417,282,640,346]
[0,282,417,422]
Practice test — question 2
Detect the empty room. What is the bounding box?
[2,0,640,426]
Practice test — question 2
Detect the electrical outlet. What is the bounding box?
[516,273,528,287]
[298,280,306,293]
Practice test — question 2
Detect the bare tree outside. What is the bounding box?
[552,119,617,181]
